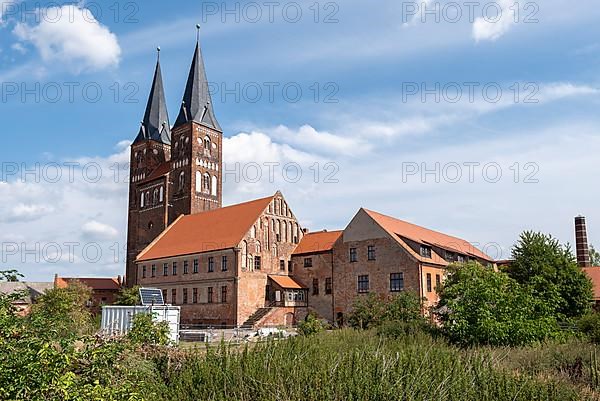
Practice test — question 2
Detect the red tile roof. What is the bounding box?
[583,267,600,300]
[293,230,342,255]
[55,277,121,291]
[137,195,275,262]
[269,275,306,289]
[364,209,492,263]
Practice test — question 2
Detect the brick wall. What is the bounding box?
[291,251,334,321]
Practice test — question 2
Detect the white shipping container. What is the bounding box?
[101,305,181,343]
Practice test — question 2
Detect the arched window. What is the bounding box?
[276,220,281,236]
[241,241,247,269]
[204,136,211,156]
[159,186,164,202]
[256,241,261,253]
[179,171,185,191]
[153,188,159,205]
[211,175,217,196]
[145,191,150,206]
[202,173,210,193]
[250,225,256,239]
[272,243,277,258]
[195,171,202,193]
[140,192,145,208]
[282,221,288,242]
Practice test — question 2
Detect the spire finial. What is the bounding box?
[196,24,200,43]
[156,46,161,61]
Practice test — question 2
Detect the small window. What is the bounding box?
[288,261,293,273]
[222,256,228,271]
[183,288,188,304]
[325,278,332,295]
[457,255,465,263]
[280,260,285,271]
[367,246,376,261]
[254,256,261,270]
[193,288,198,304]
[142,265,147,279]
[208,287,214,304]
[445,251,455,262]
[183,260,189,274]
[171,289,177,304]
[350,248,357,262]
[221,286,227,303]
[162,289,167,303]
[208,257,214,273]
[172,262,178,275]
[163,263,168,276]
[436,274,441,290]
[193,259,199,274]
[390,273,404,292]
[426,273,432,292]
[358,275,369,293]
[312,278,319,295]
[151,264,156,278]
[304,258,313,268]
[420,245,432,259]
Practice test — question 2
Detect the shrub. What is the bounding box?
[127,313,170,346]
[297,313,327,336]
[578,313,600,344]
[348,291,426,330]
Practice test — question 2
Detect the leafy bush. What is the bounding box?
[115,286,141,306]
[127,313,170,346]
[297,313,327,336]
[578,313,600,344]
[348,291,425,330]
[437,262,562,346]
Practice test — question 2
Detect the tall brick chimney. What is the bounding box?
[575,216,591,267]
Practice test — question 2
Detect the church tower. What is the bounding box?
[125,49,172,287]
[168,34,223,224]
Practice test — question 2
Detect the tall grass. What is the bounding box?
[153,330,591,401]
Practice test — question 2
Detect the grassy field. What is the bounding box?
[146,329,600,401]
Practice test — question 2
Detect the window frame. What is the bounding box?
[349,248,358,263]
[367,245,376,261]
[390,272,404,292]
[303,257,313,268]
[222,256,228,271]
[325,277,333,295]
[357,275,369,293]
[208,257,214,273]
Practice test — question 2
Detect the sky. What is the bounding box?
[1,0,599,281]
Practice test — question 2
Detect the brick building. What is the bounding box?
[54,275,122,312]
[136,192,307,326]
[125,35,493,327]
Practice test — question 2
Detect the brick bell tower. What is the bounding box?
[168,30,223,225]
[126,48,172,287]
[125,32,223,287]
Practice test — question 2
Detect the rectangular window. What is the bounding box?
[142,265,147,279]
[367,245,376,261]
[183,261,189,274]
[420,246,432,259]
[280,260,286,271]
[436,274,441,290]
[350,248,357,262]
[172,262,177,275]
[304,258,313,268]
[358,275,369,293]
[151,264,156,277]
[183,288,188,304]
[193,259,199,274]
[162,289,167,303]
[457,255,465,263]
[426,273,432,292]
[163,263,168,276]
[171,289,177,305]
[208,257,214,272]
[193,288,198,304]
[222,256,228,271]
[254,256,261,270]
[208,287,214,304]
[221,286,227,303]
[288,261,293,273]
[312,278,319,295]
[325,277,332,295]
[390,273,404,292]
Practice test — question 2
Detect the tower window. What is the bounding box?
[178,172,185,191]
[202,173,210,194]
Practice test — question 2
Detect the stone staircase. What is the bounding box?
[241,307,273,329]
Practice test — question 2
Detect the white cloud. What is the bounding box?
[82,221,119,240]
[3,203,54,222]
[13,5,121,72]
[10,42,26,54]
[473,0,517,42]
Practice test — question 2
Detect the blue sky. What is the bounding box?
[1,0,600,280]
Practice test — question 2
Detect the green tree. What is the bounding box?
[506,231,593,319]
[348,291,425,330]
[437,262,560,346]
[590,245,600,267]
[115,285,141,306]
[127,313,170,346]
[297,312,327,336]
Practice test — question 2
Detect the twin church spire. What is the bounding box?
[134,29,221,145]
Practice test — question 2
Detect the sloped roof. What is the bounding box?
[364,209,492,263]
[269,275,306,289]
[293,230,342,255]
[583,267,600,300]
[55,277,121,291]
[0,282,53,304]
[134,59,171,144]
[137,195,274,262]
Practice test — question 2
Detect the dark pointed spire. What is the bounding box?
[173,27,222,131]
[134,47,171,144]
